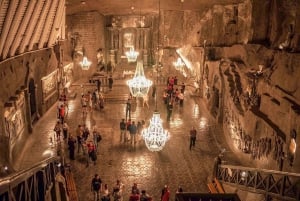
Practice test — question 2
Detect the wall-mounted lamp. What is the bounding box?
[240,171,248,181]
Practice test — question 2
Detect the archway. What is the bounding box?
[28,79,37,117]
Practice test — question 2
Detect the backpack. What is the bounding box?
[97,134,102,142]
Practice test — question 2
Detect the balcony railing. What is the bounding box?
[0,156,60,201]
[216,164,300,201]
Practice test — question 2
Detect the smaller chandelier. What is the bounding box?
[125,47,139,63]
[142,111,169,152]
[80,56,92,70]
[173,57,185,71]
[127,60,152,97]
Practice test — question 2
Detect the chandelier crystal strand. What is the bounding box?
[127,60,152,97]
[142,112,169,152]
[125,47,139,62]
[80,56,92,70]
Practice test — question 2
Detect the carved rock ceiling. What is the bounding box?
[66,0,244,15]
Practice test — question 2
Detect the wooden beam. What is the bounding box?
[28,0,51,51]
[0,0,18,58]
[0,0,9,35]
[38,0,58,49]
[18,0,45,54]
[48,0,65,46]
[2,0,30,59]
[9,0,37,56]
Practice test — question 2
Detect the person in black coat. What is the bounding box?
[108,75,114,90]
[68,135,76,160]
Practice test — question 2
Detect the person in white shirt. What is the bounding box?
[142,94,149,108]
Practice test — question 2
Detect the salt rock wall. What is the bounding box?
[161,0,253,48]
[66,11,105,79]
[268,0,300,50]
[269,54,300,99]
[209,44,300,171]
[0,48,59,167]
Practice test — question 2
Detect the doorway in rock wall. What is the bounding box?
[29,79,37,118]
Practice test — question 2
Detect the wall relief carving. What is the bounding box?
[3,92,26,144]
[41,69,58,102]
[123,32,134,48]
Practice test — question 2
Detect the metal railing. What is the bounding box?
[217,164,300,201]
[0,156,60,201]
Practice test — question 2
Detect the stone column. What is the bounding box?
[143,49,148,67]
[143,28,149,66]
[110,28,114,49]
[143,28,149,49]
[34,84,40,119]
[22,87,33,133]
[119,29,123,55]
[109,50,116,66]
[136,28,141,50]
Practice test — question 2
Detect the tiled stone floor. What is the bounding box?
[14,72,257,201]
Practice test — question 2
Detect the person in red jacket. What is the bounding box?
[87,141,97,166]
[161,185,170,201]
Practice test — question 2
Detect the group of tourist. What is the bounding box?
[91,176,156,201]
[57,93,68,124]
[53,93,70,144]
[92,89,105,110]
[163,76,186,121]
[91,175,185,201]
[67,124,102,166]
[119,118,146,145]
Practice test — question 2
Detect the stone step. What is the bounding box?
[104,94,129,103]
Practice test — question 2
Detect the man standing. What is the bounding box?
[126,99,131,120]
[152,83,156,98]
[189,126,197,150]
[108,75,114,91]
[67,135,76,160]
[120,119,127,143]
[91,174,102,201]
[129,121,137,145]
[142,94,149,108]
[96,79,101,92]
[166,102,173,121]
[113,180,125,201]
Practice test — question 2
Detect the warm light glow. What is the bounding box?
[80,56,92,70]
[125,47,139,62]
[240,171,248,180]
[199,117,208,129]
[142,111,169,152]
[127,60,152,97]
[43,150,54,157]
[173,58,185,71]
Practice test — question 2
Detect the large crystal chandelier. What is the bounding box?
[125,47,139,63]
[127,60,152,97]
[80,56,92,70]
[142,111,169,152]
